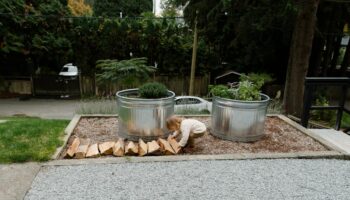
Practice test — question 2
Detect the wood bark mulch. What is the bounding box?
[60,116,328,159]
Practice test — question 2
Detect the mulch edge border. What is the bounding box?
[51,114,348,162]
[51,115,82,159]
[275,114,349,154]
[45,151,348,166]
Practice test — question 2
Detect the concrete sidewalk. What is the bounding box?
[0,163,41,200]
[0,98,79,119]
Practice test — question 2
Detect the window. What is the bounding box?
[61,67,69,72]
[175,98,201,105]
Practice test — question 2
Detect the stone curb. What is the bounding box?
[276,115,349,154]
[51,115,81,159]
[44,151,348,166]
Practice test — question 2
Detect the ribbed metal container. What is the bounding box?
[211,94,270,142]
[116,89,175,141]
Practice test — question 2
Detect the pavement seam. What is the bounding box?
[23,165,43,200]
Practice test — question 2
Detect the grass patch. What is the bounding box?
[0,117,69,163]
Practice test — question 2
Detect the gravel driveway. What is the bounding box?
[25,159,350,200]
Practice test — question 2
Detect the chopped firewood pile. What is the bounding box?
[65,135,182,159]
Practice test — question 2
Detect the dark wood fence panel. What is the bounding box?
[33,75,80,97]
[81,75,210,96]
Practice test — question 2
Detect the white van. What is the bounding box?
[59,63,78,76]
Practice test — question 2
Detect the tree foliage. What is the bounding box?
[0,0,72,75]
[96,57,155,86]
[170,0,297,81]
[68,0,93,16]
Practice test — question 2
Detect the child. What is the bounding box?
[166,115,207,148]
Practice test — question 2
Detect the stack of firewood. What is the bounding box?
[65,135,182,159]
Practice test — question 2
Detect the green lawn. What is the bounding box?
[0,117,69,163]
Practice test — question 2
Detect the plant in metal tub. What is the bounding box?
[209,73,272,142]
[117,82,175,141]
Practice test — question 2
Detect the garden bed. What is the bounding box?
[59,115,331,159]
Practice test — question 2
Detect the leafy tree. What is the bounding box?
[0,0,73,75]
[68,0,93,16]
[170,0,296,81]
[95,57,156,87]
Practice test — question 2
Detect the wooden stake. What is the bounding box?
[125,141,138,155]
[75,138,91,159]
[147,140,161,155]
[113,138,125,157]
[65,137,80,158]
[86,143,100,158]
[99,141,115,155]
[158,138,176,155]
[167,135,181,154]
[138,139,148,156]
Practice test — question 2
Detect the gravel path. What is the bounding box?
[25,159,350,200]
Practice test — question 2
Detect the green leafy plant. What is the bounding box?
[96,57,156,87]
[139,82,168,98]
[209,73,272,101]
[310,95,336,124]
[240,73,274,89]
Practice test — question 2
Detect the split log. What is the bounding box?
[147,140,161,155]
[158,138,176,155]
[65,137,80,158]
[75,138,91,159]
[138,139,148,156]
[167,135,181,154]
[99,141,115,155]
[113,138,125,157]
[86,143,100,158]
[125,141,138,155]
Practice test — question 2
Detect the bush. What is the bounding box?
[209,73,272,101]
[96,57,155,87]
[139,82,168,98]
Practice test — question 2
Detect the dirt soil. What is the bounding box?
[61,116,328,158]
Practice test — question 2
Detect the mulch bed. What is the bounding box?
[60,116,328,159]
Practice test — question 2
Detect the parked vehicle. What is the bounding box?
[59,63,78,77]
[175,96,212,113]
[58,63,79,98]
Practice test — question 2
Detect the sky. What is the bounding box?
[153,0,163,16]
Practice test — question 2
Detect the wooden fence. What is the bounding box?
[81,75,210,96]
[1,75,210,97]
[0,77,32,95]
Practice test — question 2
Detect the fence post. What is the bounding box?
[335,85,347,130]
[301,80,313,128]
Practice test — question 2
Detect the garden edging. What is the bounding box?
[52,114,349,162]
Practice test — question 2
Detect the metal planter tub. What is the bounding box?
[211,94,270,142]
[116,89,175,141]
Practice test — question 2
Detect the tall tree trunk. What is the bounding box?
[283,0,319,117]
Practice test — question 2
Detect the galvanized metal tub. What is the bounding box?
[211,94,270,142]
[116,89,175,141]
